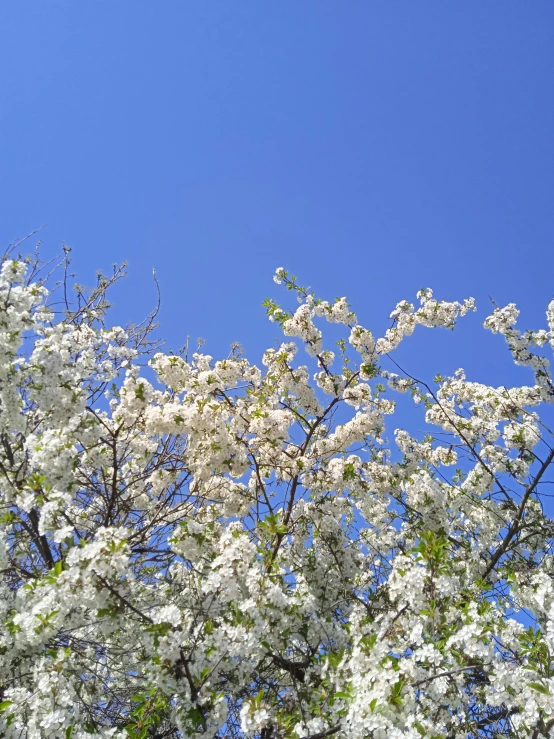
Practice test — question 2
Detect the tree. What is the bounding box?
[1,245,554,739]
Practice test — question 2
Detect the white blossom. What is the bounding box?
[1,254,554,738]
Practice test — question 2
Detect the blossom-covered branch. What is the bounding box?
[1,256,554,739]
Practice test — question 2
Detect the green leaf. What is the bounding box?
[185,706,205,728]
[528,681,551,695]
[0,701,14,711]
[360,634,378,651]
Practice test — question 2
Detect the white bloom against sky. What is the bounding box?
[1,254,554,738]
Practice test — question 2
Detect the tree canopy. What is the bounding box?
[2,247,554,739]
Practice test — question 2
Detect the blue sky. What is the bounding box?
[1,1,553,396]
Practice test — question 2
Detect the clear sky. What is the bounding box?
[1,2,553,396]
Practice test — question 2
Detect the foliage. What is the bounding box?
[2,250,554,739]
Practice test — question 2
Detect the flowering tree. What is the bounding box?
[2,246,554,739]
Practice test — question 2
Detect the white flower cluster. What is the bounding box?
[1,256,554,739]
[375,288,476,354]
